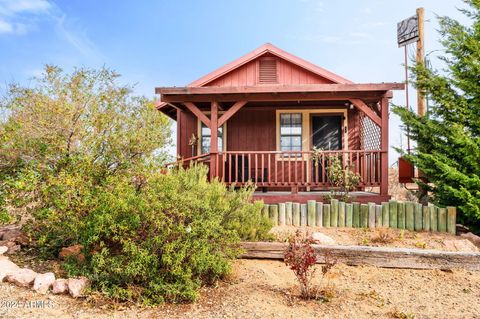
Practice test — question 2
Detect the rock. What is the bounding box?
[6,268,38,287]
[461,232,480,249]
[0,256,20,281]
[443,239,479,252]
[0,241,21,254]
[0,246,7,255]
[33,272,56,294]
[68,277,89,298]
[52,279,68,294]
[2,229,28,245]
[59,244,85,262]
[311,232,336,245]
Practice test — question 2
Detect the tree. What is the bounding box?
[392,0,480,232]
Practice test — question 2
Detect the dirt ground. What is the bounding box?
[0,258,479,319]
[271,226,480,252]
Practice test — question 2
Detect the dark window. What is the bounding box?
[201,123,224,154]
[280,113,302,152]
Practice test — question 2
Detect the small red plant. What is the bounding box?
[284,230,317,299]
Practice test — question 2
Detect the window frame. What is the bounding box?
[279,113,303,153]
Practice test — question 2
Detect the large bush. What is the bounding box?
[0,66,271,304]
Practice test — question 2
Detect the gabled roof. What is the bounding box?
[188,43,352,87]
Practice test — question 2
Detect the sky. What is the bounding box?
[0,0,471,163]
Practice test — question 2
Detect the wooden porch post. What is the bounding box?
[209,101,218,181]
[380,97,389,196]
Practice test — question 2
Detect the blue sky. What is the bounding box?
[0,0,470,161]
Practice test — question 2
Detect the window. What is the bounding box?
[280,113,302,151]
[200,123,224,154]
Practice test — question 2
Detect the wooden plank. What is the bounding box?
[261,204,269,220]
[375,204,382,228]
[301,204,307,226]
[350,98,382,126]
[415,203,423,231]
[184,102,211,127]
[315,202,323,227]
[447,207,457,235]
[338,201,346,227]
[307,200,316,226]
[438,207,447,232]
[397,201,406,229]
[217,101,247,127]
[331,199,339,227]
[368,202,376,229]
[405,202,415,231]
[422,205,430,231]
[353,202,360,228]
[429,205,437,232]
[285,202,293,226]
[278,203,286,226]
[158,83,406,95]
[292,203,300,226]
[381,202,389,227]
[269,205,278,226]
[240,242,480,271]
[323,204,331,227]
[389,200,398,228]
[346,203,353,228]
[360,204,369,228]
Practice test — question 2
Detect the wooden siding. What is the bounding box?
[206,57,335,87]
[227,108,276,151]
[177,110,197,158]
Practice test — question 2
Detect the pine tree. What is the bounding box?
[393,0,480,232]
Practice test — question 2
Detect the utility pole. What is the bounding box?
[416,7,426,116]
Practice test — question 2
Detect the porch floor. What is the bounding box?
[252,191,390,204]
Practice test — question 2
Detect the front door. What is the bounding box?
[311,115,343,150]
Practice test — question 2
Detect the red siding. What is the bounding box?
[227,109,276,151]
[177,110,197,158]
[348,108,361,150]
[206,58,334,87]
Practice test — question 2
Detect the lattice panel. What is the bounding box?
[360,112,381,150]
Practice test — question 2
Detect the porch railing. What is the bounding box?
[172,150,385,189]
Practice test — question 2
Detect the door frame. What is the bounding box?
[309,112,345,151]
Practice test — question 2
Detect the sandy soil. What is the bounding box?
[1,259,479,319]
[271,226,479,252]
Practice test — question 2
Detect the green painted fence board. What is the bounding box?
[346,203,353,228]
[330,199,339,227]
[316,202,323,227]
[307,200,316,226]
[375,205,382,228]
[389,200,398,228]
[368,202,376,229]
[405,202,415,231]
[262,204,269,220]
[323,204,331,227]
[353,202,360,228]
[414,203,423,231]
[438,207,447,232]
[338,201,346,227]
[269,205,278,226]
[422,205,430,231]
[300,204,307,226]
[286,202,293,226]
[397,202,406,229]
[292,203,300,226]
[447,206,457,235]
[429,205,437,232]
[278,203,286,226]
[381,202,389,227]
[360,204,369,228]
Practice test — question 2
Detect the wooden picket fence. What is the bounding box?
[261,199,457,235]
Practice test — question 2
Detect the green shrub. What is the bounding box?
[26,163,271,304]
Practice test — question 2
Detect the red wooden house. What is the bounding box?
[155,43,404,203]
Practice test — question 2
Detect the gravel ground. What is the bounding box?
[1,258,479,319]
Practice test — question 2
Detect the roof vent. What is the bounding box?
[258,58,278,83]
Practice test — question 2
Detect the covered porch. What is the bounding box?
[157,83,404,202]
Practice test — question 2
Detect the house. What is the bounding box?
[155,43,404,203]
